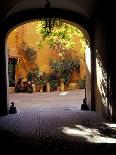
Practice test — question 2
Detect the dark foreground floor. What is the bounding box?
[0,131,116,155]
[0,91,116,154]
[1,109,116,155]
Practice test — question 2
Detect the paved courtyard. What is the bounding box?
[8,89,85,112]
[0,90,116,154]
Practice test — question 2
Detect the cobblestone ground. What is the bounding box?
[0,90,116,154]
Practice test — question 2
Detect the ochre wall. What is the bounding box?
[7,21,86,83]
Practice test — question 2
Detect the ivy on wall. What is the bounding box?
[36,20,88,61]
[22,42,37,62]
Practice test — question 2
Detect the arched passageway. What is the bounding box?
[6,19,91,112]
[0,8,95,116]
[0,1,116,153]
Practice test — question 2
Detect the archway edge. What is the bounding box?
[0,8,94,116]
[3,8,92,36]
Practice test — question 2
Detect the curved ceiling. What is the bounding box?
[1,0,98,21]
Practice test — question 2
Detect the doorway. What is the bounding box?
[7,19,91,112]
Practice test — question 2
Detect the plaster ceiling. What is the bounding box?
[1,0,98,20]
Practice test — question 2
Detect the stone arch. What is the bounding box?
[0,8,94,115]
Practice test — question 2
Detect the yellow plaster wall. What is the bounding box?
[7,21,86,83]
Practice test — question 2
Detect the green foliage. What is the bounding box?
[38,75,45,85]
[27,67,40,83]
[49,57,80,84]
[46,73,59,91]
[50,80,59,91]
[36,20,87,56]
[40,27,50,38]
[77,80,86,89]
[27,67,48,86]
[8,62,16,87]
[9,79,15,87]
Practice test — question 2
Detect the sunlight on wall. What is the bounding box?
[62,125,116,143]
[105,123,116,128]
[85,46,91,73]
[96,49,108,114]
[85,45,91,107]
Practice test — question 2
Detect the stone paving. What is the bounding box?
[0,90,116,154]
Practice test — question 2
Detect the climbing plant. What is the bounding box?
[22,42,37,62]
[36,20,88,61]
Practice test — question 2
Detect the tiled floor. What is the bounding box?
[0,90,116,154]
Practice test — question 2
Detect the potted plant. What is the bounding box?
[77,79,86,89]
[48,73,59,91]
[50,80,59,91]
[27,67,41,92]
[49,56,80,90]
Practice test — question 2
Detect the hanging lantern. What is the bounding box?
[42,0,56,34]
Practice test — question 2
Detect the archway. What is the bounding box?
[6,19,91,112]
[0,8,94,116]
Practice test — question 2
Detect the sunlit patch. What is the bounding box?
[105,123,116,129]
[62,125,116,143]
[63,126,93,136]
[96,49,108,115]
[60,92,69,96]
[85,46,91,73]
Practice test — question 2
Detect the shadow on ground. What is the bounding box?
[0,91,116,154]
[0,129,116,155]
[0,111,116,155]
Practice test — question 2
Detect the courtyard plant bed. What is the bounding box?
[77,80,86,89]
